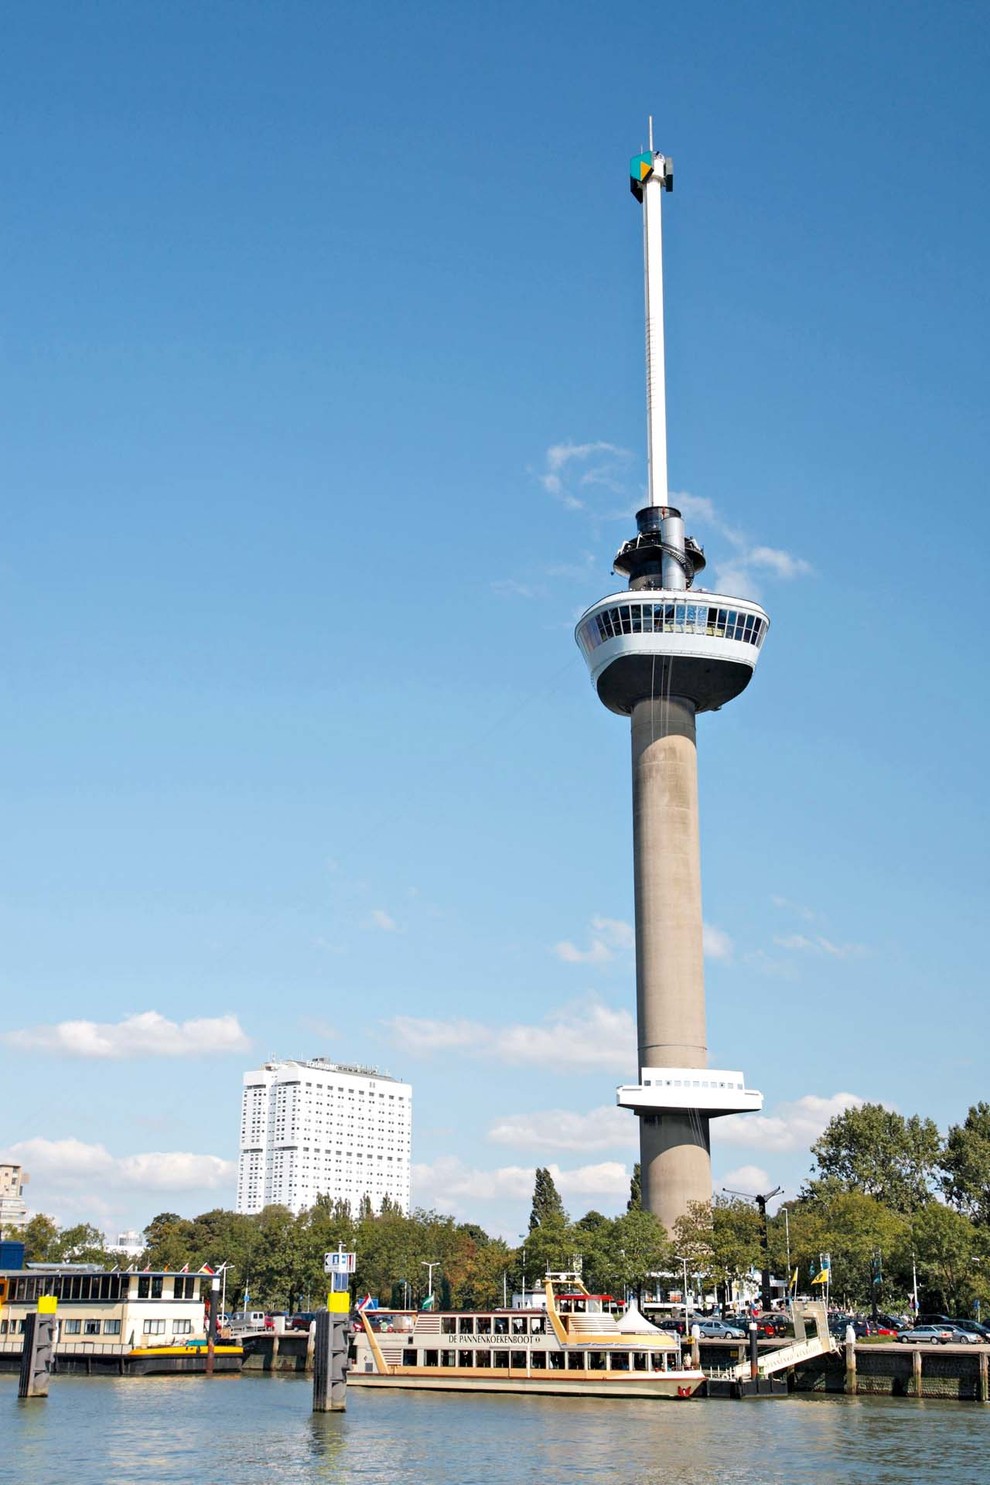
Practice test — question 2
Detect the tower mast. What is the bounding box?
[640,118,669,508]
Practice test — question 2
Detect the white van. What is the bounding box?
[228,1310,268,1334]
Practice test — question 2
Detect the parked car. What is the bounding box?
[940,1326,981,1345]
[289,1312,321,1331]
[828,1314,871,1339]
[756,1314,791,1338]
[946,1319,990,1341]
[896,1325,956,1345]
[695,1319,747,1340]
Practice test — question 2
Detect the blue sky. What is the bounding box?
[1,0,987,1240]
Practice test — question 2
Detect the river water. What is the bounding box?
[3,1375,987,1484]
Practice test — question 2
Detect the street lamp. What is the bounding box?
[674,1254,692,1329]
[421,1260,439,1305]
[723,1185,783,1312]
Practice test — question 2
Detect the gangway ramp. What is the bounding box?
[727,1301,838,1383]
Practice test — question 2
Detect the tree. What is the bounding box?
[142,1212,194,1270]
[785,1190,908,1309]
[601,1209,672,1300]
[672,1199,763,1306]
[529,1168,567,1230]
[942,1103,990,1225]
[910,1202,990,1315]
[807,1103,942,1214]
[21,1214,59,1263]
[53,1223,106,1263]
[627,1163,641,1212]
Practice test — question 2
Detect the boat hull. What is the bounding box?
[349,1370,702,1399]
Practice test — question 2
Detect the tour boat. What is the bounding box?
[350,1273,704,1399]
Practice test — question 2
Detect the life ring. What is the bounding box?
[676,1385,693,1398]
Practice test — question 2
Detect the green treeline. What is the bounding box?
[12,1102,990,1316]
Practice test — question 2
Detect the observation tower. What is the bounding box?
[574,136,766,1232]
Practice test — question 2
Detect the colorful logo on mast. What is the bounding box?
[629,151,655,202]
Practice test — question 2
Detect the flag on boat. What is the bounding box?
[421,1293,436,1310]
[811,1254,831,1285]
[356,1294,377,1312]
[199,1263,216,1275]
[180,1264,189,1273]
[790,1268,798,1289]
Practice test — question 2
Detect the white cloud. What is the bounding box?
[714,1092,865,1155]
[412,1156,629,1215]
[772,934,866,959]
[703,923,733,962]
[719,1164,772,1195]
[771,895,818,923]
[538,441,633,510]
[488,1106,634,1152]
[554,915,633,964]
[491,578,544,600]
[389,1017,488,1054]
[1,1137,235,1195]
[554,938,613,965]
[669,487,812,601]
[1,1011,250,1060]
[367,908,398,932]
[387,998,636,1074]
[556,917,730,965]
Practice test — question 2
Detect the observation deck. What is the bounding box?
[575,590,769,717]
[617,1067,763,1119]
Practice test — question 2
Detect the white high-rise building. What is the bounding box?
[0,1164,29,1233]
[235,1059,412,1217]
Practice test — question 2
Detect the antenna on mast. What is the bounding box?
[629,132,674,509]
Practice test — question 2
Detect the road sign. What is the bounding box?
[324,1251,357,1275]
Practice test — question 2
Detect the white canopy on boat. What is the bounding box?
[616,1302,664,1335]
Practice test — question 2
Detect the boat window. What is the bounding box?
[172,1320,192,1335]
[474,1349,491,1367]
[493,1316,509,1335]
[441,1317,457,1334]
[458,1350,474,1367]
[531,1317,545,1335]
[423,1349,439,1367]
[566,1352,585,1370]
[610,1352,630,1371]
[531,1351,547,1369]
[458,1317,474,1334]
[138,1277,151,1299]
[548,1351,565,1369]
[633,1352,648,1371]
[511,1316,528,1335]
[651,1353,667,1371]
[63,1319,81,1335]
[511,1350,527,1368]
[476,1316,491,1334]
[493,1351,509,1369]
[402,1349,417,1366]
[143,1319,166,1335]
[441,1350,457,1367]
[588,1351,606,1371]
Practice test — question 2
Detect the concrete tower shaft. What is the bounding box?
[631,696,706,1070]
